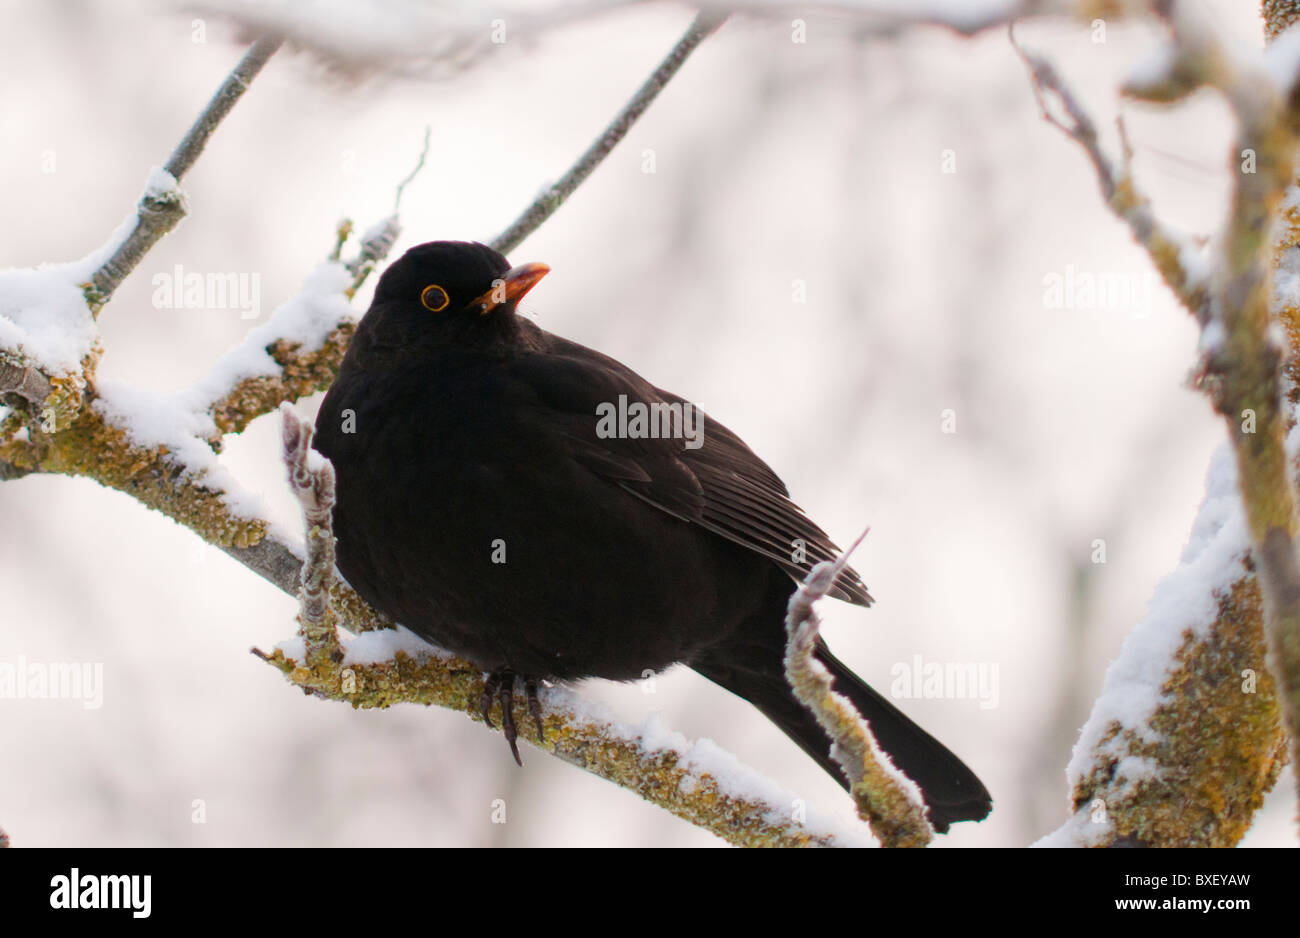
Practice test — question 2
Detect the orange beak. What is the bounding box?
[472,262,550,315]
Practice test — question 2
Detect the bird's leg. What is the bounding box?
[480,670,504,730]
[525,677,545,740]
[481,668,524,766]
[498,677,521,766]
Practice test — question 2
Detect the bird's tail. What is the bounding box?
[691,641,991,833]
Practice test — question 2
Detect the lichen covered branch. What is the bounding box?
[784,531,932,848]
[1028,2,1300,841]
[255,637,858,848]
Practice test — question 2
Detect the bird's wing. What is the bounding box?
[511,334,872,606]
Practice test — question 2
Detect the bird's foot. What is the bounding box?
[480,669,546,766]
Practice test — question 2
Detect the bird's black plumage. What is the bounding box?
[314,240,991,832]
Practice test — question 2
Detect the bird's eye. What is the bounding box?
[420,284,450,312]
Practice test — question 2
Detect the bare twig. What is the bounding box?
[490,11,727,256]
[280,405,341,666]
[1010,27,1213,324]
[219,534,303,594]
[393,126,431,213]
[784,529,933,847]
[87,36,283,314]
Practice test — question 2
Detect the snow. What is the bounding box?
[1032,805,1114,848]
[0,267,97,374]
[341,625,454,665]
[0,166,179,376]
[358,215,401,253]
[91,261,353,523]
[1178,237,1211,292]
[1266,24,1300,93]
[1198,319,1225,353]
[1124,40,1179,96]
[1063,441,1249,793]
[144,167,181,203]
[1272,193,1300,316]
[193,262,353,409]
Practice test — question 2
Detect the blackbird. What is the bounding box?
[314,240,991,832]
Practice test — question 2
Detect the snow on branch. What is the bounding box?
[784,530,933,848]
[86,36,282,315]
[1037,444,1287,847]
[1025,0,1300,842]
[256,624,873,848]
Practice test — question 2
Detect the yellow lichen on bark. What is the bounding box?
[1071,577,1288,846]
[210,324,356,438]
[258,645,842,847]
[2,398,266,548]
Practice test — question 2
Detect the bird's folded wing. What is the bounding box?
[512,339,872,606]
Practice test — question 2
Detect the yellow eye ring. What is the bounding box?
[421,284,450,312]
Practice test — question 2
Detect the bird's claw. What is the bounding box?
[481,669,546,766]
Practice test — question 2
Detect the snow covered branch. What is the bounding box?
[86,36,282,314]
[256,627,870,848]
[1030,0,1300,843]
[1037,446,1287,847]
[784,531,933,848]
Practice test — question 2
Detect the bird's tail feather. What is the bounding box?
[691,642,991,833]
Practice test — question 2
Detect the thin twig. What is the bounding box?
[784,529,933,847]
[393,126,431,213]
[1010,26,1213,324]
[87,36,283,314]
[490,11,727,256]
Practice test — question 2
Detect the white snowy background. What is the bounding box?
[0,0,1292,846]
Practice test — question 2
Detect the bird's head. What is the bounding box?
[363,240,549,350]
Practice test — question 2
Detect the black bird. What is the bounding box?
[314,240,991,832]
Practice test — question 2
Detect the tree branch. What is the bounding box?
[490,10,727,256]
[254,406,865,846]
[784,530,933,848]
[1011,27,1213,324]
[86,36,283,314]
[0,353,52,406]
[1026,0,1300,842]
[255,635,860,847]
